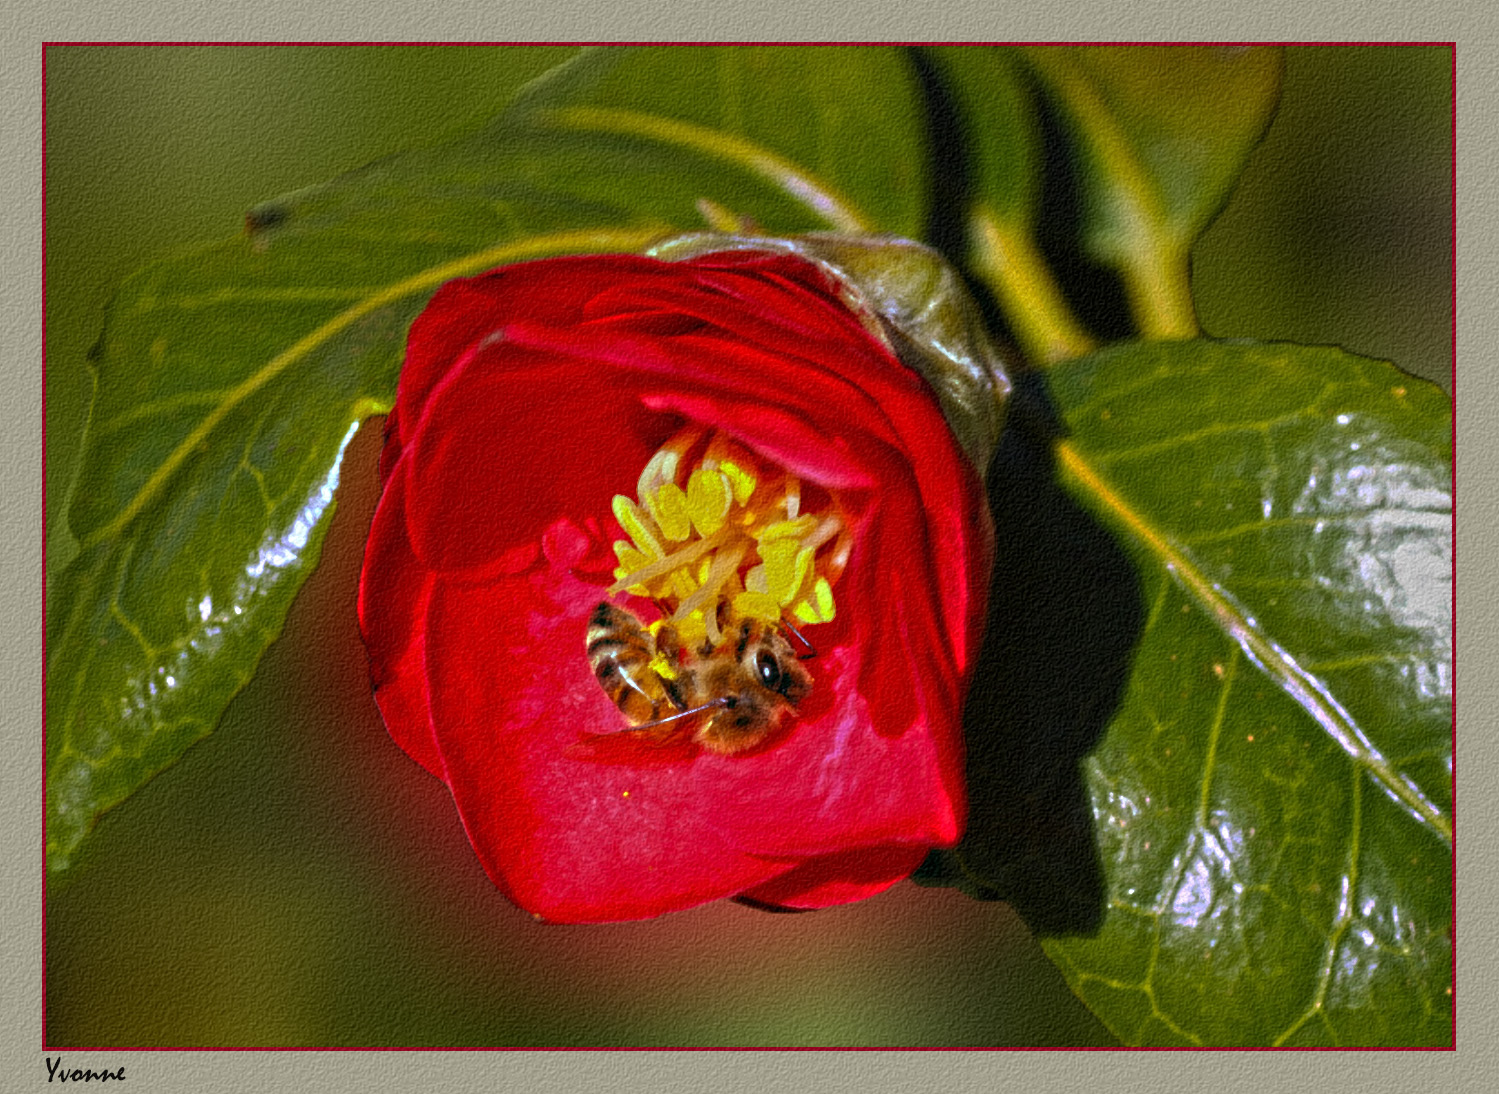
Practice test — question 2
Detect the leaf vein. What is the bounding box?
[1088,412,1318,466]
[539,106,871,233]
[1058,439,1451,848]
[97,390,234,438]
[80,226,667,550]
[1195,648,1237,827]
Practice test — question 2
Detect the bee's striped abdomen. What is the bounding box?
[585,601,666,725]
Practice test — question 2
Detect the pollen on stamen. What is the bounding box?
[605,427,844,643]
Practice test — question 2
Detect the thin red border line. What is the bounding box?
[51,1030,1229,1049]
[39,1042,1453,1051]
[41,39,50,1048]
[41,40,1458,1053]
[38,40,1462,47]
[1447,39,1458,1048]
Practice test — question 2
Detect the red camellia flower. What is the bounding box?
[358,238,998,923]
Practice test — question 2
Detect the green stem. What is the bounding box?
[1122,239,1199,340]
[970,206,1095,367]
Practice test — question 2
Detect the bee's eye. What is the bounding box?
[754,649,783,691]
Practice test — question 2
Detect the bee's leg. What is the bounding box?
[632,697,732,731]
[660,672,691,714]
[779,616,818,660]
[650,596,675,623]
[655,617,683,656]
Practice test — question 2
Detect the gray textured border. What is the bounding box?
[12,4,1493,1092]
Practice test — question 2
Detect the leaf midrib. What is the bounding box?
[1057,438,1452,848]
[79,226,669,551]
[537,106,872,234]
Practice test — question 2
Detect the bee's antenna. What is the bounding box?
[779,617,818,660]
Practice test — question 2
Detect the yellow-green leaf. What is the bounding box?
[1018,46,1283,339]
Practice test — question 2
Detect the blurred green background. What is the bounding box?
[44,45,1450,1046]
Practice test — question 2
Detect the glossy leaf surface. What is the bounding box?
[1018,340,1450,1045]
[45,46,930,870]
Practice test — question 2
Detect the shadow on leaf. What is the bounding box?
[917,372,1142,937]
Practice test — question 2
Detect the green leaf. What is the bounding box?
[45,45,933,872]
[1018,46,1283,339]
[923,47,1039,230]
[508,46,929,236]
[983,340,1450,1044]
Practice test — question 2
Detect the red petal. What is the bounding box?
[738,845,931,909]
[420,561,961,923]
[397,343,665,578]
[358,460,443,777]
[361,249,992,922]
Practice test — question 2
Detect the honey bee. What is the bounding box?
[584,600,812,755]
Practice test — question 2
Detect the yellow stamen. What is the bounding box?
[607,525,729,595]
[637,425,703,500]
[646,481,693,542]
[720,459,756,505]
[756,515,818,545]
[794,576,836,624]
[673,540,748,628]
[678,611,710,650]
[686,466,732,536]
[704,434,759,506]
[603,429,843,645]
[612,541,649,572]
[801,515,843,553]
[758,538,809,605]
[612,496,662,560]
[733,589,783,623]
[667,566,697,604]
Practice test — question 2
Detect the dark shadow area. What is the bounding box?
[1024,68,1136,346]
[906,47,1023,355]
[903,48,1141,937]
[908,46,1134,348]
[906,49,969,283]
[905,40,1139,929]
[918,372,1143,938]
